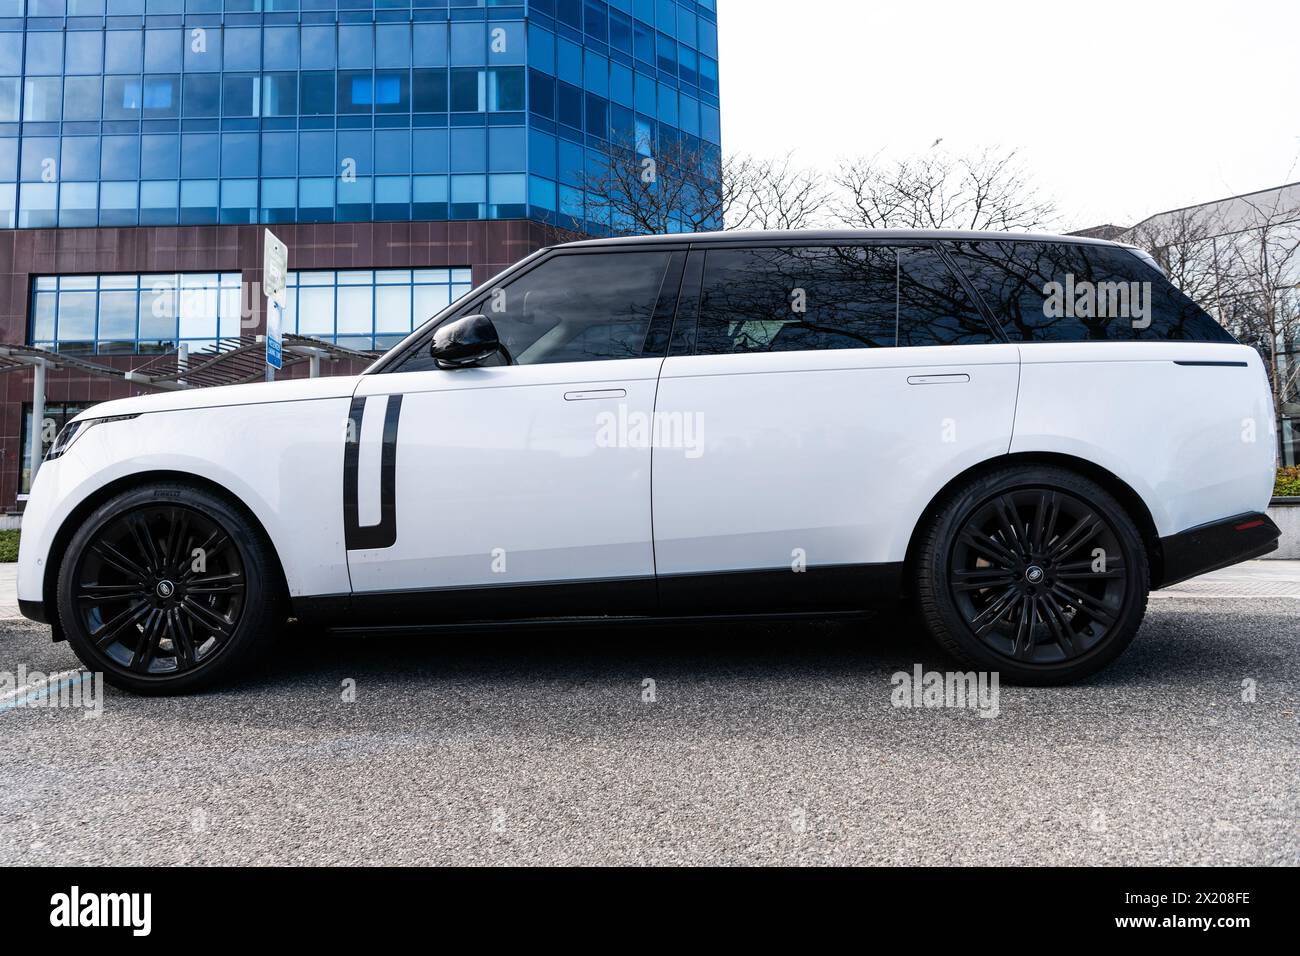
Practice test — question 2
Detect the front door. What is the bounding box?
[345,247,682,621]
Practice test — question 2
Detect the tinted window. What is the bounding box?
[896,247,998,347]
[400,250,671,371]
[694,245,996,355]
[947,240,1235,343]
[695,246,895,354]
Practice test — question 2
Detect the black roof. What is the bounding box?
[556,228,1133,250]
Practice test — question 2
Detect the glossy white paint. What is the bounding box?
[346,358,663,593]
[652,344,1021,574]
[18,376,359,604]
[1010,341,1277,535]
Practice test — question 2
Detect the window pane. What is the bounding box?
[97,288,138,352]
[139,274,178,349]
[947,240,1235,344]
[695,247,896,354]
[375,284,411,334]
[297,285,334,336]
[56,289,97,351]
[452,251,669,366]
[896,247,997,347]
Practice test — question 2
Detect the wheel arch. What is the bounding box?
[902,452,1165,592]
[42,470,290,642]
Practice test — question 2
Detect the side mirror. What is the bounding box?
[429,314,502,368]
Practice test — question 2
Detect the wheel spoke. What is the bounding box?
[951,567,1018,591]
[170,607,197,667]
[1048,512,1101,562]
[77,582,145,602]
[1010,596,1036,659]
[129,609,164,671]
[968,585,1020,636]
[186,572,245,595]
[959,530,1018,567]
[89,542,148,581]
[126,514,163,571]
[1052,582,1117,627]
[91,599,151,647]
[181,597,234,637]
[1039,590,1080,657]
[991,496,1027,556]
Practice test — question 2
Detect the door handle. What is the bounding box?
[906,373,970,385]
[564,388,627,401]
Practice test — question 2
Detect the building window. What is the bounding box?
[280,268,474,351]
[30,272,244,354]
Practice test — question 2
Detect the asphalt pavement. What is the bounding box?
[0,562,1296,866]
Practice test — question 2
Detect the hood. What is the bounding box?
[73,374,364,422]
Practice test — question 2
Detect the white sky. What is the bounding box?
[716,0,1300,230]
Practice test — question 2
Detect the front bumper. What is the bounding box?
[18,599,49,624]
[1156,511,1281,589]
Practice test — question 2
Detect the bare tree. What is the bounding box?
[1123,205,1241,318]
[724,152,830,230]
[577,136,725,237]
[1212,190,1300,422]
[831,146,1055,232]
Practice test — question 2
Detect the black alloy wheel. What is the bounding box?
[58,483,282,694]
[915,466,1149,685]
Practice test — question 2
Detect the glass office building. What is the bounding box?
[0,0,720,231]
[0,0,723,508]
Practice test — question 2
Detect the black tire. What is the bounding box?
[915,466,1149,685]
[57,482,284,695]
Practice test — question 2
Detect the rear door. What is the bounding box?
[650,242,1021,613]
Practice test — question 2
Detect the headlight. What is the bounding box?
[45,414,139,462]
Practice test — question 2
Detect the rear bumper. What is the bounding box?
[1156,512,1281,589]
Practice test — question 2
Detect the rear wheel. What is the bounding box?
[915,466,1149,685]
[57,482,283,694]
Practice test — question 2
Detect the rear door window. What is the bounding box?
[693,244,998,355]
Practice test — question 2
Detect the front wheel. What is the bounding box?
[915,466,1149,685]
[57,482,284,694]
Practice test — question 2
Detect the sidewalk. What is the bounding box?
[2,560,1299,622]
[0,564,17,620]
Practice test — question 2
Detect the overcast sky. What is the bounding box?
[716,0,1300,230]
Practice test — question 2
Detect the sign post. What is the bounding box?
[263,229,288,379]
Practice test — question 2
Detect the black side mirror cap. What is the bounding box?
[429,314,502,368]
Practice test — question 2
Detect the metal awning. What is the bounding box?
[124,334,380,390]
[0,344,131,379]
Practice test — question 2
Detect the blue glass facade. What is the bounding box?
[0,0,722,232]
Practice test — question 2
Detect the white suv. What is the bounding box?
[18,230,1280,693]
